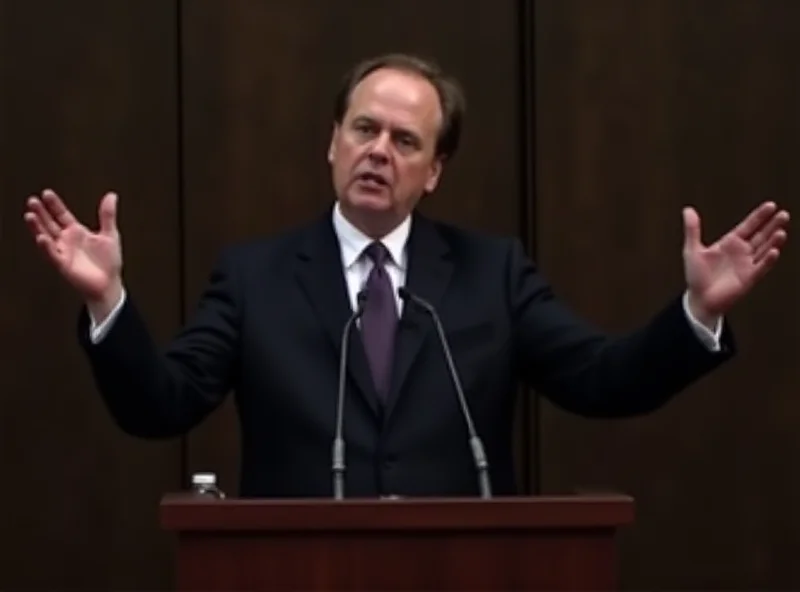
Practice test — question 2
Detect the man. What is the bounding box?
[24,53,789,498]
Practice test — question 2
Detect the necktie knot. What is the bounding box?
[364,241,390,267]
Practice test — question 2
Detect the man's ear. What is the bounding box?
[424,157,444,193]
[327,123,341,164]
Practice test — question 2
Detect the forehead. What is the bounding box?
[345,68,443,136]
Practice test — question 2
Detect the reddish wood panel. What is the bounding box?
[160,495,631,590]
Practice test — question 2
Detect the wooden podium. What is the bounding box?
[160,492,633,591]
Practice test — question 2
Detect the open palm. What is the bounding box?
[24,190,122,301]
[683,202,789,321]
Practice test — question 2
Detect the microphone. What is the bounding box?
[398,287,492,499]
[332,289,369,500]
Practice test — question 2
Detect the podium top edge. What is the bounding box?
[159,493,635,532]
[161,492,634,506]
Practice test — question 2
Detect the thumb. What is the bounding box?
[682,206,702,252]
[98,192,118,235]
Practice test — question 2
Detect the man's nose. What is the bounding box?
[368,132,391,163]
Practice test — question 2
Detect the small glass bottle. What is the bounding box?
[190,472,225,499]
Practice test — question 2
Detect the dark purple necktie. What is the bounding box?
[360,241,398,401]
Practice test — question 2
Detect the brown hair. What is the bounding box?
[333,53,466,161]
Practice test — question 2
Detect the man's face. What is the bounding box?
[328,68,444,232]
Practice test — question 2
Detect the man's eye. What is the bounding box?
[395,135,419,149]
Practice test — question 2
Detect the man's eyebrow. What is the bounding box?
[350,115,422,140]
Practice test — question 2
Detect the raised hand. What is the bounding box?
[24,189,124,312]
[683,201,790,327]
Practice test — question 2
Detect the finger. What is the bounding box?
[750,209,790,252]
[733,201,778,240]
[749,248,781,284]
[41,189,79,227]
[23,211,49,239]
[682,207,702,251]
[25,196,61,238]
[32,230,67,268]
[98,192,118,235]
[753,229,788,264]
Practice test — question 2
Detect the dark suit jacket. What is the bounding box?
[78,208,735,498]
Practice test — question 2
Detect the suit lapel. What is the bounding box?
[294,211,381,417]
[385,214,453,419]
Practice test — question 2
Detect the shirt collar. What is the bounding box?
[332,201,410,270]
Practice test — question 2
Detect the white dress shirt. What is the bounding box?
[90,203,722,352]
[331,202,409,315]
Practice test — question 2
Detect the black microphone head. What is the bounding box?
[398,286,434,313]
[357,288,369,305]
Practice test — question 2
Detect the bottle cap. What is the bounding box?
[191,472,217,486]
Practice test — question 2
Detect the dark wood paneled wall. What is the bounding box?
[534,0,800,589]
[0,1,181,589]
[1,0,797,589]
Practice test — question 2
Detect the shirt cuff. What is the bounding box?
[89,288,127,343]
[682,291,722,352]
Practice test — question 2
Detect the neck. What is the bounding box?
[338,202,407,239]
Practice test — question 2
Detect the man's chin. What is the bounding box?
[345,191,393,212]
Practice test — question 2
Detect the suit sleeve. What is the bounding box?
[77,248,241,438]
[506,239,736,417]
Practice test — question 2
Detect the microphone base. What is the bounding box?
[478,470,493,499]
[332,473,345,500]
